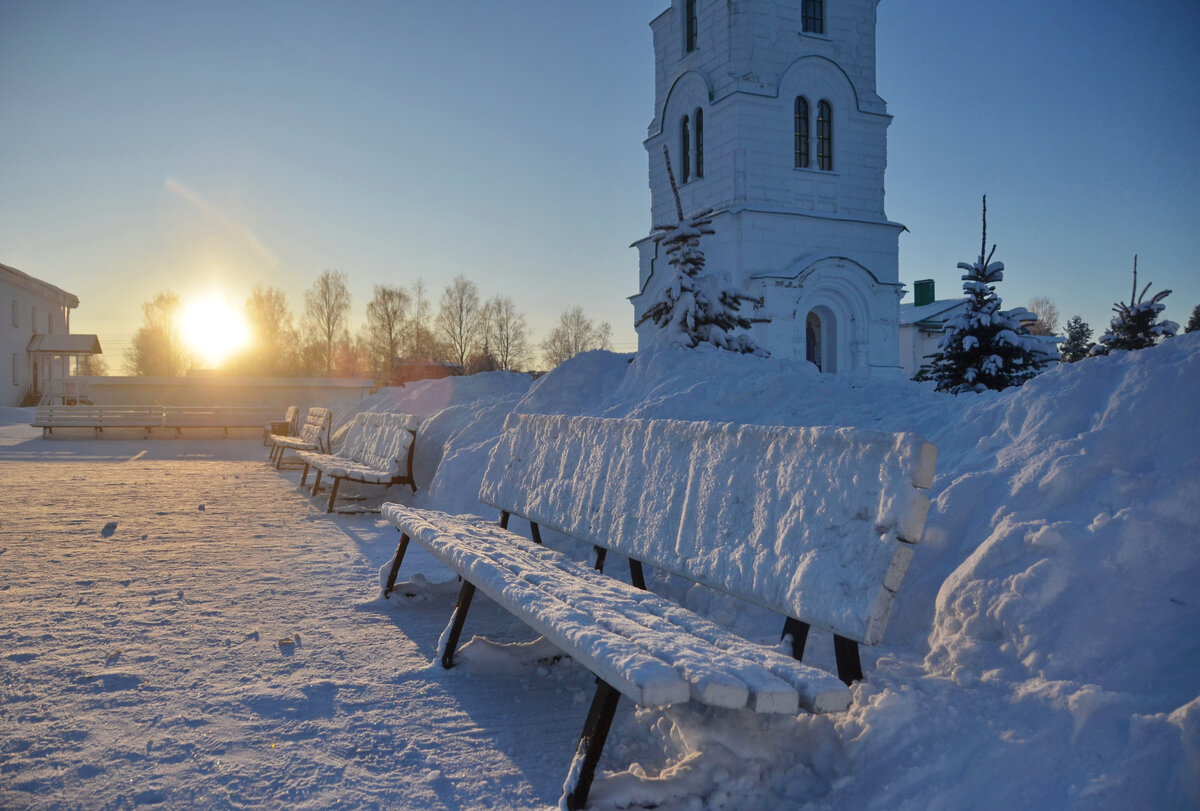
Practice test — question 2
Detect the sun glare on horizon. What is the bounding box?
[179,295,251,368]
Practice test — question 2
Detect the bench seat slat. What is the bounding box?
[383,504,850,714]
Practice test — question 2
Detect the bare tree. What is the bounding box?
[405,278,440,361]
[482,295,532,372]
[363,284,410,380]
[541,306,612,368]
[1027,297,1060,336]
[125,291,192,376]
[436,275,483,367]
[301,270,352,376]
[231,284,298,375]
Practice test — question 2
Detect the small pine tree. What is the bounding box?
[1185,303,1200,334]
[1095,256,1178,353]
[636,146,767,356]
[929,197,1056,394]
[1059,315,1094,363]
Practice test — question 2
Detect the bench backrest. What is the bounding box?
[299,407,333,453]
[478,414,936,646]
[340,412,418,477]
[285,405,300,435]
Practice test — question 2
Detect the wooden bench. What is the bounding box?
[297,412,419,513]
[267,406,332,468]
[263,405,300,446]
[380,414,937,809]
[160,405,282,437]
[34,404,283,438]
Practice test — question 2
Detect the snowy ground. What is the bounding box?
[2,333,1198,809]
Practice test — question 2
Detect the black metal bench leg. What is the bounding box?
[383,533,411,598]
[440,581,476,669]
[628,559,646,590]
[275,448,285,469]
[834,634,864,685]
[310,469,322,497]
[563,679,621,811]
[325,477,342,513]
[592,546,607,572]
[299,462,310,487]
[529,521,542,544]
[781,617,811,661]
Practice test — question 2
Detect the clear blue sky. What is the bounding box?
[2,0,1198,371]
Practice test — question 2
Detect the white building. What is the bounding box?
[631,0,906,375]
[898,279,968,379]
[2,262,101,407]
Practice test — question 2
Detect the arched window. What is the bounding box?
[685,0,698,52]
[802,0,824,35]
[680,115,691,183]
[694,108,704,178]
[794,96,810,169]
[817,99,833,171]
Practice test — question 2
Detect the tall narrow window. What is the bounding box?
[30,307,37,335]
[794,96,810,168]
[11,299,17,328]
[817,100,833,171]
[11,354,18,386]
[680,115,691,183]
[685,0,698,52]
[694,108,704,178]
[802,0,824,35]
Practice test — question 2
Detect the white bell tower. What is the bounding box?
[631,0,905,375]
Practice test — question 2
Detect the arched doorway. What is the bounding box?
[805,312,823,371]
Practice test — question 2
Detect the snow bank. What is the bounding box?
[369,332,1199,810]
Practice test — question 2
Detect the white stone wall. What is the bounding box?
[634,0,902,375]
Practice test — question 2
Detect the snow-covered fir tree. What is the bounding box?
[1059,315,1094,363]
[929,197,1056,393]
[1184,303,1200,333]
[636,147,766,356]
[1094,256,1178,354]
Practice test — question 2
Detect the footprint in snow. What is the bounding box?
[101,522,118,538]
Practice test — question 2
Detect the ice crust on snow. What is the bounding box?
[477,413,935,645]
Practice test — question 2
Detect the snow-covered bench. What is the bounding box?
[34,404,281,438]
[267,406,331,468]
[160,406,282,437]
[297,411,418,513]
[380,413,937,810]
[263,405,300,447]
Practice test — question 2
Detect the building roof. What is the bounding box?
[1,262,80,308]
[899,297,968,327]
[27,334,102,354]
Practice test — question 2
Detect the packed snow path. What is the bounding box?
[0,450,585,809]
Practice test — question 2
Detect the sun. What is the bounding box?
[178,294,251,368]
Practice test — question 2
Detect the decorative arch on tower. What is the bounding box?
[755,254,881,374]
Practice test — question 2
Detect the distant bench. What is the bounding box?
[34,404,283,439]
[380,413,937,810]
[298,411,418,512]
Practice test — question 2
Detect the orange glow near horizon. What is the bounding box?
[178,295,251,368]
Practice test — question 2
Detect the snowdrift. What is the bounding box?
[361,332,1198,808]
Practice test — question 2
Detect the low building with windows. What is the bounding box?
[898,279,968,379]
[631,0,906,375]
[1,262,102,407]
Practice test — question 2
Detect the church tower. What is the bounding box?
[631,0,905,375]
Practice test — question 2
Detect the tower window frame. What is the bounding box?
[817,99,833,171]
[694,108,704,179]
[685,0,698,53]
[680,114,691,183]
[794,96,811,169]
[802,0,824,35]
